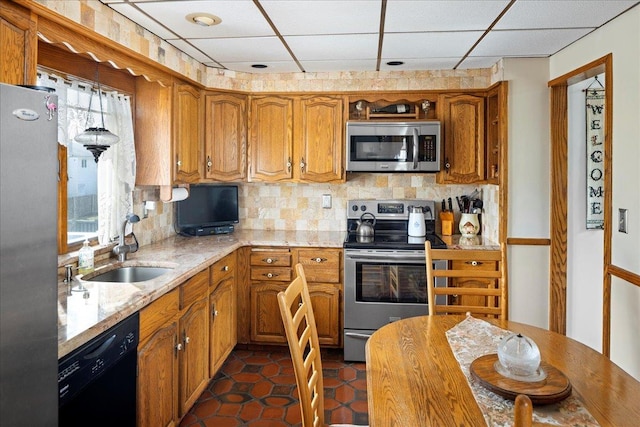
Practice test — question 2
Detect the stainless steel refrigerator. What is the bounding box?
[1,83,59,425]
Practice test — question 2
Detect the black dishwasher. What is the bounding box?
[58,312,139,427]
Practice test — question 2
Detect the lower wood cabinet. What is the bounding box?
[248,247,342,346]
[450,257,499,308]
[137,268,210,427]
[209,252,237,375]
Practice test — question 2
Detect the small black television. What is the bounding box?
[176,184,239,236]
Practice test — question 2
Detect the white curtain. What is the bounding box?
[37,70,136,244]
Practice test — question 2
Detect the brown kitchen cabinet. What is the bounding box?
[449,255,499,309]
[209,251,237,375]
[439,93,486,184]
[137,268,210,427]
[135,79,203,199]
[0,0,37,85]
[203,92,246,181]
[485,81,508,184]
[248,95,345,183]
[248,247,342,346]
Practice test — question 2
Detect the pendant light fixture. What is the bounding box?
[74,65,119,162]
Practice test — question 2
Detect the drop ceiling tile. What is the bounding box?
[135,0,274,38]
[217,61,302,73]
[383,31,484,58]
[110,3,178,39]
[495,0,639,29]
[284,34,379,60]
[299,59,378,72]
[260,0,381,35]
[379,57,460,70]
[385,0,511,32]
[190,36,292,63]
[474,28,593,56]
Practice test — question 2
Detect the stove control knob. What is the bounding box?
[351,205,358,211]
[361,205,367,211]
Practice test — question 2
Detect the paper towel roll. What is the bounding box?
[166,187,189,202]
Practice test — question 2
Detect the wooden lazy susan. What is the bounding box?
[470,354,572,405]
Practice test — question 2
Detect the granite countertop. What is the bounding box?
[57,229,499,358]
[57,229,345,358]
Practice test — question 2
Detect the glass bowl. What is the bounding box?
[495,333,546,382]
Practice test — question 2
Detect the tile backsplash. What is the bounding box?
[133,176,498,247]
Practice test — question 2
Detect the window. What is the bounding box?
[37,68,136,252]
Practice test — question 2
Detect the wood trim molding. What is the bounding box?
[13,0,201,88]
[506,238,551,246]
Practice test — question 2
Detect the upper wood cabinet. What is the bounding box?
[248,94,345,183]
[203,92,246,181]
[439,94,486,184]
[135,79,202,195]
[485,81,508,185]
[174,83,202,183]
[0,0,37,85]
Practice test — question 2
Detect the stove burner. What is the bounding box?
[344,232,447,250]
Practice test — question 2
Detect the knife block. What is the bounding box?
[440,211,454,236]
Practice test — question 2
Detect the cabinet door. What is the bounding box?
[174,83,202,183]
[178,297,209,417]
[248,96,293,182]
[137,321,179,427]
[308,283,341,346]
[209,276,236,374]
[204,93,246,181]
[451,259,498,308]
[0,0,37,85]
[296,96,344,182]
[250,282,287,343]
[440,94,485,183]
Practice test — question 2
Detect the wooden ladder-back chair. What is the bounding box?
[425,241,507,318]
[278,263,364,427]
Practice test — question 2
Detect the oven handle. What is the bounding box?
[345,253,425,262]
[345,332,373,340]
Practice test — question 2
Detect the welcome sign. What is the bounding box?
[586,87,604,230]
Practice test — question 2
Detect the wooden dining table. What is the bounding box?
[365,315,640,426]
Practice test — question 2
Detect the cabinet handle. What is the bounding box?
[263,257,277,264]
[466,261,483,266]
[222,265,229,271]
[311,257,327,263]
[265,272,279,278]
[207,155,212,172]
[287,157,292,172]
[300,157,305,172]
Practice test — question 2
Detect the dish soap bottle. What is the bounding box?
[78,239,94,275]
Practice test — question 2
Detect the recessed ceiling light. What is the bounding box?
[186,13,221,27]
[386,61,404,66]
[251,64,268,69]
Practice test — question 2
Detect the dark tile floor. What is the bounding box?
[179,348,369,426]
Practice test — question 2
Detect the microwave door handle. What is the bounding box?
[412,128,419,169]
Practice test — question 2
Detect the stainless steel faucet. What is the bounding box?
[113,213,140,262]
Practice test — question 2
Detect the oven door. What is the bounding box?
[343,249,446,331]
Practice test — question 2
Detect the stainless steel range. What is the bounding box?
[343,199,447,361]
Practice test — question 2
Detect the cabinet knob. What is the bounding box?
[300,157,305,172]
[214,310,219,316]
[287,157,292,172]
[207,155,212,171]
[184,336,190,345]
[466,261,482,266]
[176,159,182,167]
[445,158,451,170]
[312,257,326,263]
[265,272,278,278]
[264,257,276,264]
[175,343,183,352]
[222,265,229,271]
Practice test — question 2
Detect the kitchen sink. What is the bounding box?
[86,266,172,283]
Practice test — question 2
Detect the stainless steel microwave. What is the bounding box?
[346,121,441,172]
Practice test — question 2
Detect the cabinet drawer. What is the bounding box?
[452,259,498,271]
[139,289,179,342]
[296,248,341,283]
[251,267,292,282]
[180,269,209,309]
[210,252,236,285]
[250,250,291,267]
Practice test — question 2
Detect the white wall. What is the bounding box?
[566,76,605,352]
[550,5,640,379]
[499,57,551,328]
